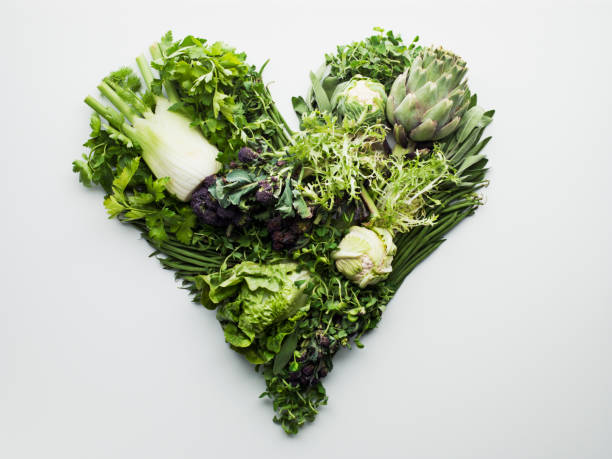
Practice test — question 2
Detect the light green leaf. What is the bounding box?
[103,195,125,218]
[144,176,168,202]
[72,158,92,187]
[146,215,168,242]
[89,114,101,137]
[292,186,311,218]
[124,209,149,220]
[457,106,485,143]
[112,157,140,194]
[212,90,228,118]
[275,176,295,218]
[128,192,154,207]
[310,69,331,112]
[174,208,197,244]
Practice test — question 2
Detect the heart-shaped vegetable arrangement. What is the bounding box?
[73,29,493,434]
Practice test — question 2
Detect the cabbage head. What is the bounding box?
[331,75,387,125]
[332,226,396,288]
[196,261,310,364]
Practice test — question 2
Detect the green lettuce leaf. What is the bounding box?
[196,261,311,364]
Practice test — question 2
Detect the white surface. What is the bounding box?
[1,0,611,457]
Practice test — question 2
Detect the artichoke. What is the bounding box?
[332,226,396,288]
[330,75,387,125]
[387,46,471,148]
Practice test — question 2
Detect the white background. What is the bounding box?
[1,0,611,457]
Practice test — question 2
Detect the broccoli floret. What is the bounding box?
[200,209,223,227]
[267,216,283,232]
[201,174,217,188]
[191,187,220,225]
[255,190,276,205]
[255,180,276,206]
[216,206,240,221]
[238,147,259,163]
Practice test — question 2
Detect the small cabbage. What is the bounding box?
[331,76,387,125]
[196,261,311,364]
[332,226,396,288]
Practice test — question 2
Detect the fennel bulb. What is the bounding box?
[130,98,220,201]
[84,46,220,202]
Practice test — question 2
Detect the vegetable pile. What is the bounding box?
[73,29,493,434]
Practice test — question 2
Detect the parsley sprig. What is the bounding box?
[326,27,421,91]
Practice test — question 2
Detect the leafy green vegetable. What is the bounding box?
[326,27,421,91]
[366,146,458,233]
[153,32,291,163]
[196,261,311,364]
[204,152,307,221]
[283,111,458,235]
[74,31,290,245]
[389,100,493,288]
[292,28,421,121]
[288,111,388,210]
[73,29,494,437]
[332,226,396,287]
[260,371,328,435]
[330,75,387,125]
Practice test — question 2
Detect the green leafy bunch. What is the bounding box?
[288,111,388,211]
[196,261,311,364]
[74,108,197,244]
[73,31,291,245]
[257,222,395,434]
[292,28,421,123]
[207,154,311,221]
[102,157,196,243]
[325,27,421,91]
[72,29,494,437]
[284,111,459,235]
[367,146,459,233]
[153,32,291,163]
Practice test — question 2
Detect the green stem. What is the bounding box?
[360,188,379,220]
[158,248,222,268]
[442,201,477,213]
[97,82,137,124]
[391,240,444,287]
[105,78,150,117]
[269,95,294,137]
[84,95,137,139]
[158,243,222,264]
[136,55,155,90]
[159,261,210,273]
[149,43,179,104]
[85,96,120,128]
